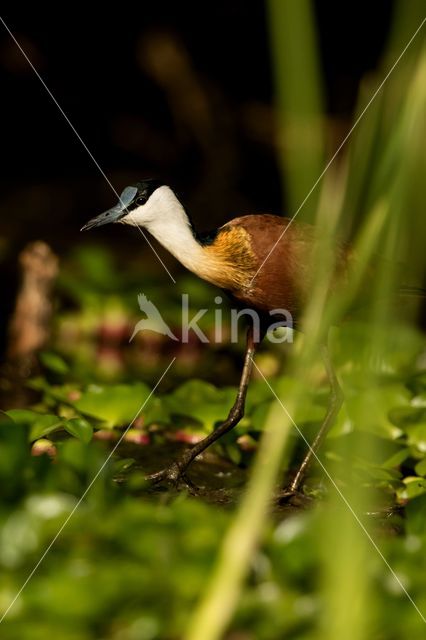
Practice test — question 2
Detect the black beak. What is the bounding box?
[81,204,126,231]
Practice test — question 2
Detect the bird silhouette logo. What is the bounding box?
[130,294,178,342]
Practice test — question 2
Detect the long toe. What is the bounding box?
[276,488,313,508]
[145,461,185,487]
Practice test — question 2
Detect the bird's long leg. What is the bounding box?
[145,325,257,486]
[285,340,344,496]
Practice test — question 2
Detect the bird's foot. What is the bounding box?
[145,461,198,493]
[276,486,313,507]
[145,462,181,485]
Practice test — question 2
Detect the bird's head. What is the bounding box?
[81,179,180,231]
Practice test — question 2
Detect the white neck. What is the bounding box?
[122,186,205,273]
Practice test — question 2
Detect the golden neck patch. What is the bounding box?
[197,226,257,290]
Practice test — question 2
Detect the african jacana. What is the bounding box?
[81,179,351,494]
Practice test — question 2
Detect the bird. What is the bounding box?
[80,179,366,493]
[129,293,178,342]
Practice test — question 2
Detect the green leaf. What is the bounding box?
[113,458,136,474]
[64,418,93,444]
[359,464,402,482]
[165,380,237,432]
[73,383,152,428]
[397,476,426,501]
[58,438,91,473]
[142,396,171,426]
[414,393,426,407]
[389,406,426,428]
[30,416,64,441]
[6,409,64,441]
[405,423,426,453]
[6,409,40,424]
[414,457,426,477]
[407,371,426,396]
[345,384,411,439]
[381,447,411,469]
[40,351,69,375]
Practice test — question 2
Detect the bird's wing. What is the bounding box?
[219,214,329,315]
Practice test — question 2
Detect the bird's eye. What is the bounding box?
[136,196,146,206]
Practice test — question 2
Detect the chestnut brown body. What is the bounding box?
[202,214,349,327]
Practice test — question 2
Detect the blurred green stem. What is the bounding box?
[267,0,325,222]
[184,400,293,640]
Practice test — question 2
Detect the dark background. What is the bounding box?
[0,1,395,351]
